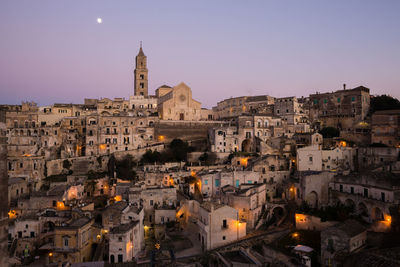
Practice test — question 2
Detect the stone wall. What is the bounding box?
[154,120,229,143]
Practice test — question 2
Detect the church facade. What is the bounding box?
[132,45,212,121]
[157,82,202,121]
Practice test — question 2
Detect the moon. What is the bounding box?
[97,18,102,24]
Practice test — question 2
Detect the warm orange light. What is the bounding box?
[99,144,107,150]
[292,232,299,238]
[114,195,122,202]
[339,141,347,147]
[23,154,32,157]
[290,187,294,192]
[295,213,305,222]
[191,171,196,177]
[385,215,392,223]
[240,158,248,167]
[8,210,17,219]
[56,201,65,210]
[158,135,165,142]
[49,252,53,257]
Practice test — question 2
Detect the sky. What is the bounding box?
[1,0,399,108]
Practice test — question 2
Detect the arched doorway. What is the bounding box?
[372,207,384,221]
[306,191,318,209]
[241,139,252,152]
[358,202,369,217]
[344,199,356,212]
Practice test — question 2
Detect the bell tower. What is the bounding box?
[134,43,148,97]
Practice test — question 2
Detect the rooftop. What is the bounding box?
[110,221,139,234]
[329,219,366,237]
[200,201,225,212]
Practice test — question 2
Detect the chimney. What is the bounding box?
[343,84,346,90]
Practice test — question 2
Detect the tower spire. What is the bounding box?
[134,44,148,97]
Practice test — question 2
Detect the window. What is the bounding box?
[140,83,144,89]
[337,97,341,103]
[324,99,327,104]
[351,96,355,102]
[215,179,220,186]
[236,180,240,187]
[350,187,354,194]
[204,179,208,185]
[222,236,226,240]
[313,99,318,105]
[381,192,385,202]
[309,156,313,162]
[364,188,368,198]
[118,254,123,263]
[339,185,343,192]
[64,237,69,248]
[150,200,153,206]
[222,219,227,228]
[118,236,122,242]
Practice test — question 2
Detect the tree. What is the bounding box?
[63,159,71,169]
[115,154,137,180]
[141,150,161,164]
[169,139,189,162]
[370,95,400,114]
[319,127,340,138]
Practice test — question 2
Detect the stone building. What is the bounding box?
[329,172,400,224]
[157,82,202,121]
[85,114,157,156]
[321,220,367,267]
[309,85,370,129]
[197,202,246,250]
[51,217,100,264]
[139,187,177,226]
[297,145,355,172]
[220,183,267,230]
[198,170,261,198]
[109,221,142,263]
[371,109,400,147]
[356,147,400,172]
[212,95,275,119]
[274,96,307,125]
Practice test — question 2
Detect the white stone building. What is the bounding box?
[197,202,246,250]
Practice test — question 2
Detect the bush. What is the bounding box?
[141,150,162,164]
[319,127,340,138]
[370,95,400,114]
[63,159,72,169]
[115,155,137,180]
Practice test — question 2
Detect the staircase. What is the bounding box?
[9,238,17,257]
[92,238,106,261]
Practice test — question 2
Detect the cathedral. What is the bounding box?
[133,45,210,121]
